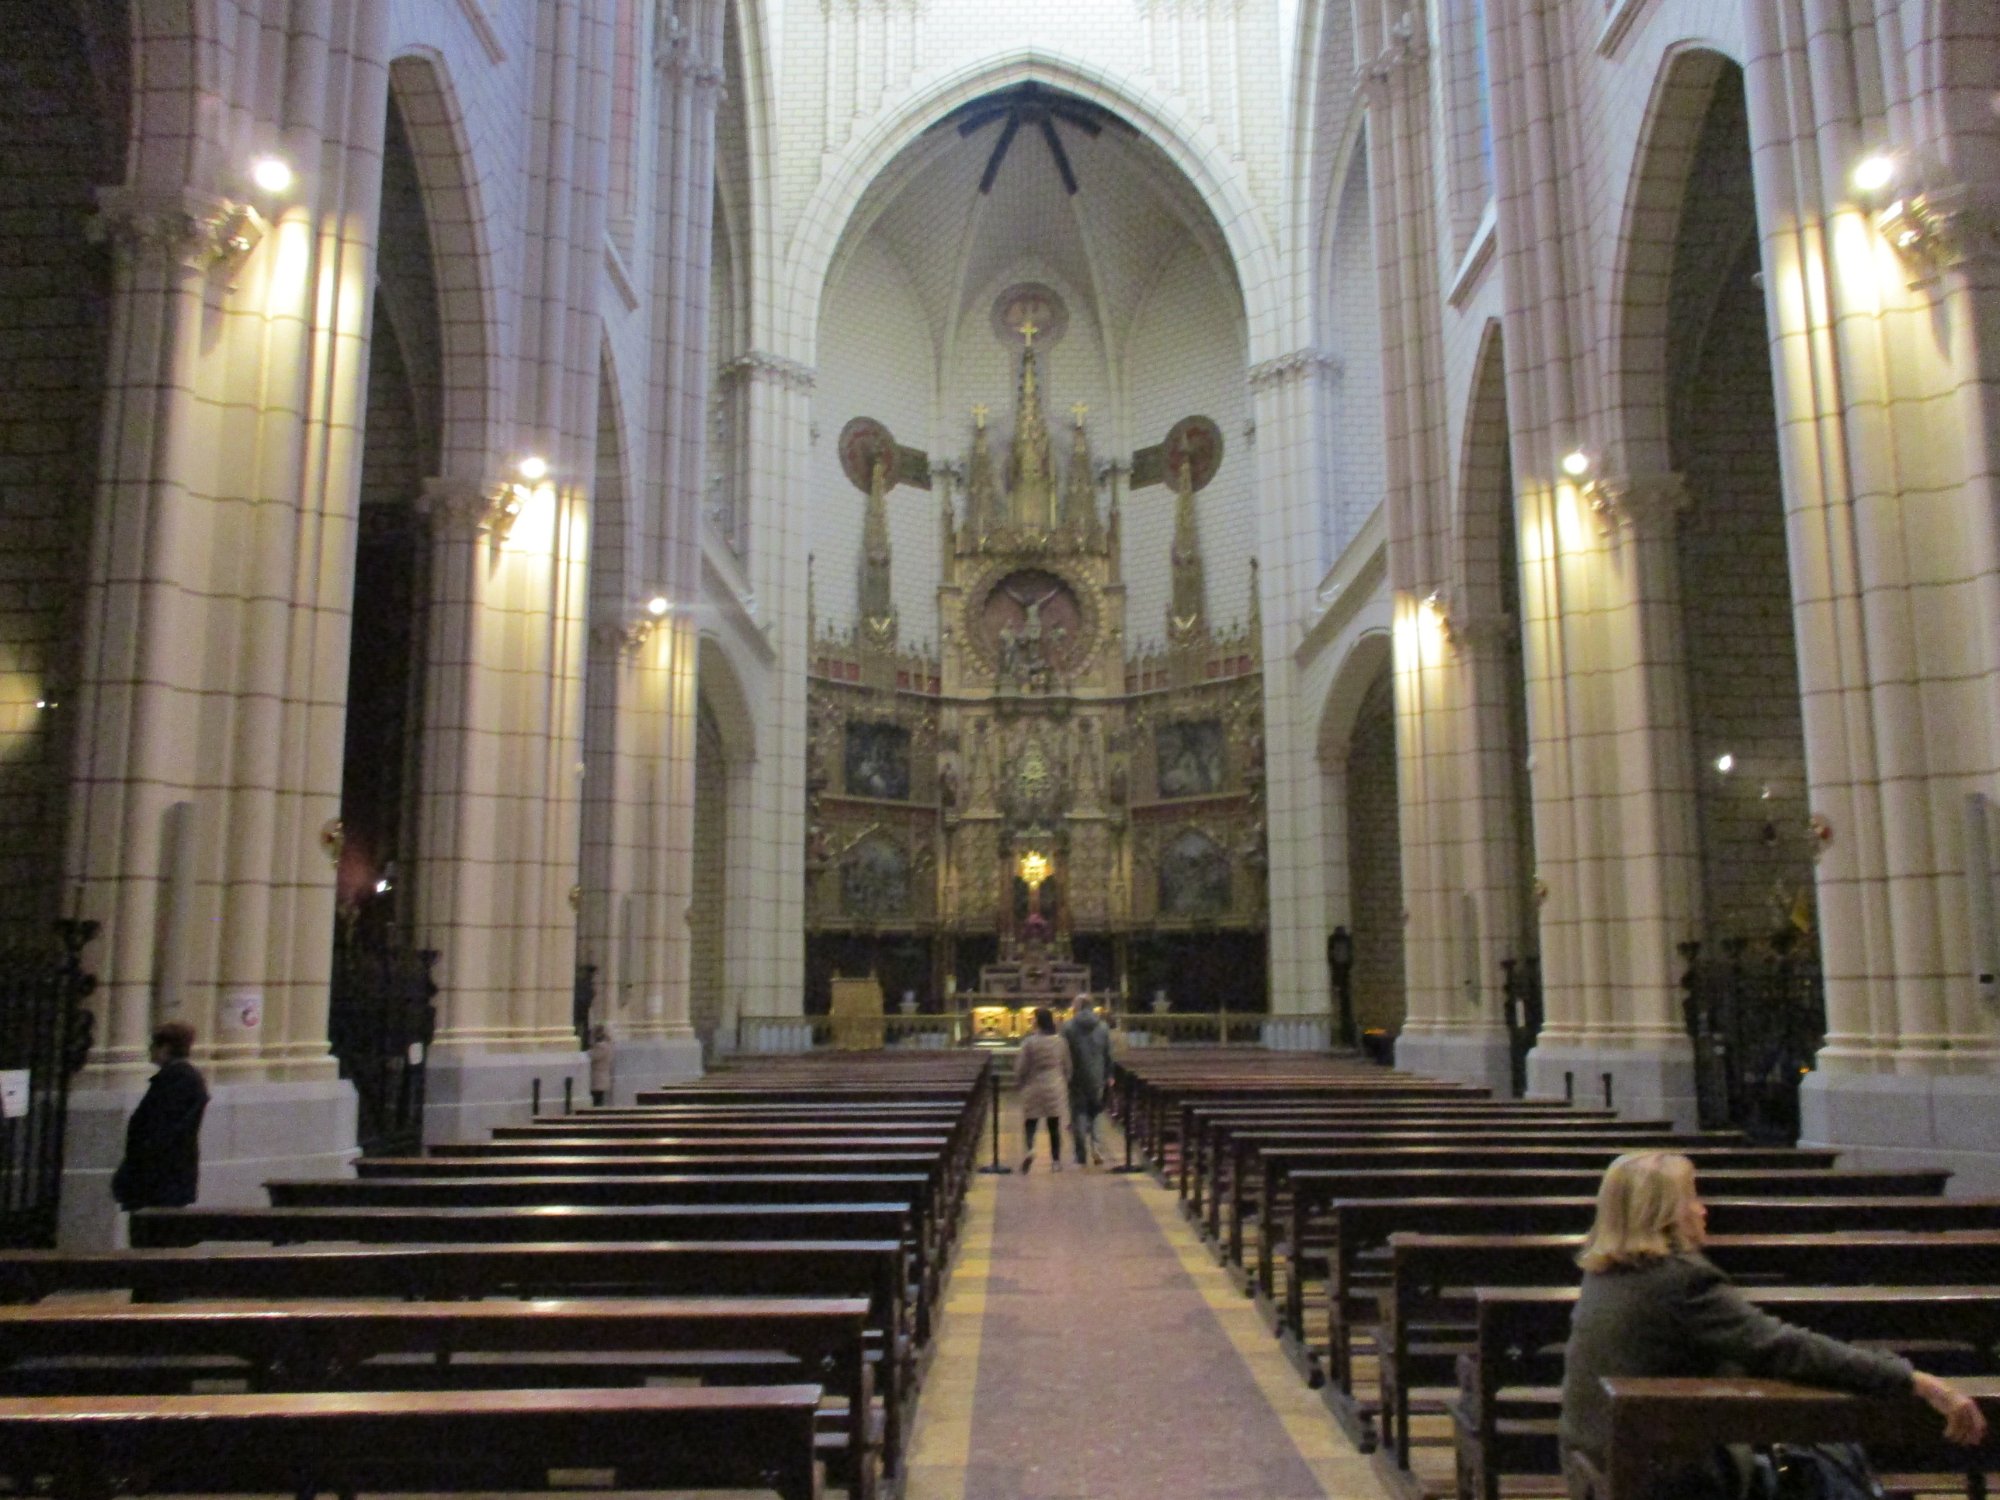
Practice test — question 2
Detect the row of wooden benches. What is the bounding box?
[1107,1049,2000,1500]
[0,1055,993,1500]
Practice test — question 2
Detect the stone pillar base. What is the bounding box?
[1525,1039,1698,1128]
[600,1036,705,1104]
[423,1049,591,1144]
[1800,1071,2000,1195]
[1395,1030,1515,1095]
[60,1077,359,1250]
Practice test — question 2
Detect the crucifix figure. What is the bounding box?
[1019,318,1039,348]
[1071,401,1089,429]
[1004,578,1061,643]
[971,403,989,430]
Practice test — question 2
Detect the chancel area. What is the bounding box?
[1,0,1999,1496]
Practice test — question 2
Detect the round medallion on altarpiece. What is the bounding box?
[991,283,1069,351]
[1164,415,1224,492]
[838,417,899,493]
[965,565,1096,678]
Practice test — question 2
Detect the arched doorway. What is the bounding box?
[0,1,123,943]
[1345,661,1405,1045]
[328,79,449,1156]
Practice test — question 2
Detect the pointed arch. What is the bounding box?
[776,48,1281,364]
[1605,44,1741,478]
[1452,318,1512,620]
[386,52,501,479]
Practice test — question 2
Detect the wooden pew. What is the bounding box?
[265,1172,943,1308]
[1366,1231,2000,1467]
[1308,1192,1971,1396]
[0,1297,878,1500]
[0,1239,917,1470]
[0,1385,828,1500]
[1121,1076,1488,1175]
[1265,1165,1947,1327]
[1247,1145,1837,1286]
[1202,1124,1724,1251]
[1180,1105,1620,1216]
[1458,1286,2000,1500]
[1315,1196,2000,1396]
[1586,1376,2000,1500]
[127,1202,935,1341]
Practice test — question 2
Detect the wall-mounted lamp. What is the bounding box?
[1560,449,1593,480]
[646,595,670,617]
[251,156,295,195]
[1851,153,1896,195]
[1715,752,1735,774]
[517,455,550,483]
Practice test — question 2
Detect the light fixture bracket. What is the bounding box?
[1875,182,1995,288]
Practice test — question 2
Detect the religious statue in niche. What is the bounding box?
[845,721,912,801]
[980,568,1083,688]
[841,836,912,920]
[1155,720,1226,799]
[1159,828,1232,918]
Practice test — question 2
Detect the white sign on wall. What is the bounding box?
[0,1069,30,1119]
[224,990,263,1032]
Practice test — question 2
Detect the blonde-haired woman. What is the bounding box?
[1559,1151,1985,1497]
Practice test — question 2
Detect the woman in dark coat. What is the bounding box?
[112,1022,209,1211]
[1559,1150,1985,1498]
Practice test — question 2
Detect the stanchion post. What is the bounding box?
[975,1063,1014,1175]
[1108,1070,1142,1173]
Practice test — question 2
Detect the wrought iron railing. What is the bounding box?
[329,942,438,1157]
[733,1008,1285,1053]
[0,920,98,1248]
[1679,935,1825,1144]
[1501,955,1543,1099]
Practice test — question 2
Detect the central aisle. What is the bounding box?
[905,1112,1382,1500]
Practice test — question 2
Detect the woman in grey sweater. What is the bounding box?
[1559,1151,1985,1497]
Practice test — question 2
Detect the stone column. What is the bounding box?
[737,353,816,1020]
[1249,351,1335,1046]
[412,474,593,1137]
[60,3,393,1242]
[1747,2,2000,1186]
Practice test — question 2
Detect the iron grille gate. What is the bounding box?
[1679,936,1825,1144]
[328,942,438,1157]
[0,921,98,1248]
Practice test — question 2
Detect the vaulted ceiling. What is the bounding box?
[826,84,1241,363]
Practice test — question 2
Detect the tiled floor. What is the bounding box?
[904,1109,1385,1500]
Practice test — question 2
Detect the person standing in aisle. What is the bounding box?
[1015,1006,1071,1172]
[111,1022,209,1214]
[1063,996,1112,1166]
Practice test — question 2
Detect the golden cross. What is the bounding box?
[971,403,989,429]
[1071,401,1089,428]
[1019,318,1039,348]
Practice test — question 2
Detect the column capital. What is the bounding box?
[1248,348,1340,393]
[420,475,507,538]
[1591,471,1690,531]
[721,350,816,392]
[89,185,263,277]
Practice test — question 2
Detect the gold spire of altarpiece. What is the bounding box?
[1008,321,1056,530]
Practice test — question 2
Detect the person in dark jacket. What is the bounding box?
[111,1022,209,1212]
[1559,1150,1985,1498]
[1062,996,1113,1166]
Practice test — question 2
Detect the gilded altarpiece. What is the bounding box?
[806,328,1268,1018]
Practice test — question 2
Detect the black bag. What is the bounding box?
[1756,1442,1885,1500]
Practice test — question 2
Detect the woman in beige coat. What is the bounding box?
[1014,1006,1072,1172]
